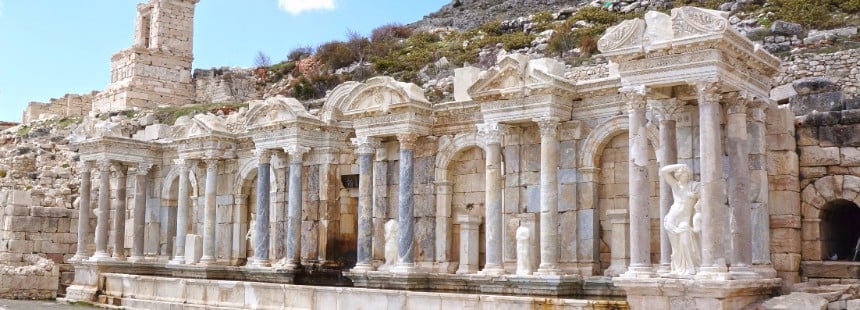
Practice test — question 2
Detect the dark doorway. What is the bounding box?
[820,199,860,261]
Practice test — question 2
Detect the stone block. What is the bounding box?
[840,147,860,166]
[453,66,480,102]
[772,253,802,272]
[769,191,800,215]
[504,187,520,213]
[771,228,801,254]
[847,299,860,310]
[558,183,576,212]
[767,151,798,175]
[797,126,819,146]
[762,292,827,310]
[185,234,202,264]
[800,146,840,166]
[7,191,31,207]
[771,215,801,229]
[526,185,540,213]
[766,133,796,151]
[770,20,803,36]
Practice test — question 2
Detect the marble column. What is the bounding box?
[726,93,755,277]
[623,86,652,276]
[534,117,562,275]
[697,81,728,275]
[748,100,774,275]
[393,132,418,273]
[284,145,309,269]
[130,163,152,262]
[91,159,113,261]
[111,163,129,260]
[250,149,272,267]
[477,122,505,275]
[456,215,482,274]
[170,159,192,264]
[651,98,681,273]
[352,137,379,272]
[200,158,219,264]
[72,161,93,261]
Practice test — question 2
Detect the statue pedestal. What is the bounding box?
[613,276,781,310]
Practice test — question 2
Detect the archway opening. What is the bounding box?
[821,199,860,261]
[448,146,487,271]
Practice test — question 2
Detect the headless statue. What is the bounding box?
[516,226,532,275]
[382,219,399,270]
[660,163,702,276]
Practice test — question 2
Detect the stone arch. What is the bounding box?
[435,132,488,183]
[578,115,659,168]
[800,175,860,260]
[157,162,201,258]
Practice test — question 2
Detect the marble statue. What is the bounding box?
[246,212,256,248]
[383,219,399,270]
[516,226,532,275]
[660,163,702,276]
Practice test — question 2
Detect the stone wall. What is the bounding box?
[774,48,860,99]
[194,68,261,104]
[22,92,99,124]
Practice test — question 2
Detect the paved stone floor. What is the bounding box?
[0,299,91,310]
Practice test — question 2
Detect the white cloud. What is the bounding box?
[0,0,4,17]
[278,0,335,15]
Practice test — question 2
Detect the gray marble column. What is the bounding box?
[250,149,272,267]
[72,161,93,262]
[170,159,191,264]
[651,98,681,273]
[393,132,418,273]
[535,117,562,275]
[726,93,755,277]
[283,145,309,269]
[477,122,505,275]
[200,158,219,264]
[111,163,129,260]
[130,163,152,262]
[91,159,112,261]
[697,81,728,275]
[748,100,774,276]
[623,86,652,276]
[352,137,379,272]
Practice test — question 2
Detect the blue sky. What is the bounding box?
[0,0,449,122]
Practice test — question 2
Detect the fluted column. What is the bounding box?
[477,122,505,275]
[91,160,113,261]
[200,158,219,264]
[170,159,192,264]
[111,163,129,260]
[622,86,652,277]
[250,149,272,267]
[651,98,681,273]
[726,92,755,277]
[130,163,152,262]
[72,161,93,262]
[697,81,728,276]
[534,117,562,275]
[283,145,309,269]
[393,132,418,273]
[352,137,379,272]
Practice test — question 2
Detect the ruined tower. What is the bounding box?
[91,0,199,113]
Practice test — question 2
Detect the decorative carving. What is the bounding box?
[650,98,683,122]
[695,81,721,104]
[722,92,747,115]
[396,133,419,150]
[204,158,219,173]
[351,136,380,155]
[671,7,728,38]
[137,162,153,175]
[621,86,648,110]
[255,149,272,164]
[660,163,702,276]
[476,122,507,145]
[78,160,93,172]
[284,145,310,163]
[598,18,646,53]
[97,159,113,173]
[534,117,560,137]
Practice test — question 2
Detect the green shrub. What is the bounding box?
[316,41,357,70]
[287,46,314,61]
[0,170,7,178]
[531,11,556,32]
[57,117,82,129]
[479,20,505,36]
[772,0,838,29]
[16,125,31,137]
[841,0,860,13]
[371,23,413,42]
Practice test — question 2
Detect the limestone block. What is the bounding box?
[185,234,202,264]
[504,146,520,174]
[772,253,802,272]
[800,146,840,166]
[847,299,860,310]
[840,147,860,166]
[453,66,480,102]
[559,211,577,262]
[7,191,31,207]
[767,133,797,151]
[526,185,540,213]
[771,228,801,254]
[558,184,576,212]
[762,292,827,310]
[768,151,799,175]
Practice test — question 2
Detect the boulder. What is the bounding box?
[762,292,828,310]
[771,20,803,36]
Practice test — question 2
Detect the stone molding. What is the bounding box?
[351,136,381,155]
[534,117,560,137]
[284,145,310,163]
[620,86,648,111]
[649,98,682,122]
[396,133,419,150]
[476,122,508,145]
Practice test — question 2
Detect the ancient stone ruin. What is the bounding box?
[4,1,860,309]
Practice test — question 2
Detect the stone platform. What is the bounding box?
[75,273,629,310]
[613,276,782,310]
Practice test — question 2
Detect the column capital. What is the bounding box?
[649,98,683,122]
[396,132,419,150]
[203,158,220,172]
[112,162,129,178]
[534,117,560,137]
[723,92,748,115]
[255,149,273,164]
[136,162,153,176]
[97,159,113,171]
[476,122,508,145]
[620,85,648,110]
[78,160,93,172]
[284,145,310,163]
[174,158,195,171]
[695,80,722,104]
[351,136,381,155]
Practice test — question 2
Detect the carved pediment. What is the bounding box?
[671,6,729,39]
[339,76,430,117]
[597,18,646,54]
[468,56,572,100]
[172,113,230,138]
[245,95,318,130]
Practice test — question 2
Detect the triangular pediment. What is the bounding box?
[245,95,319,129]
[172,113,229,138]
[468,55,573,100]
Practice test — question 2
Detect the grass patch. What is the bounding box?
[57,117,82,129]
[16,125,31,137]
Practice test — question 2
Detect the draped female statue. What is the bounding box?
[660,163,702,276]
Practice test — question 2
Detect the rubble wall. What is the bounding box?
[774,49,860,98]
[193,68,261,104]
[22,92,98,124]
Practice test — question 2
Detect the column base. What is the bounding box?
[456,265,480,275]
[620,266,654,279]
[128,256,146,263]
[391,263,418,274]
[656,264,671,276]
[111,255,126,262]
[70,254,90,263]
[248,259,271,268]
[695,266,730,281]
[729,265,760,280]
[534,265,562,276]
[198,256,218,266]
[168,256,186,265]
[88,252,113,263]
[614,275,782,310]
[350,263,375,274]
[479,266,506,276]
[753,265,778,278]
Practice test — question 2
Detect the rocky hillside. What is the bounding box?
[411,0,590,30]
